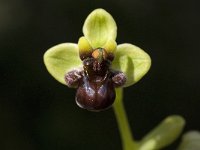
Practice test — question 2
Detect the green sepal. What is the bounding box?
[112,43,151,87]
[44,43,82,85]
[83,8,117,48]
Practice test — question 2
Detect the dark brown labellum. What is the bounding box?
[75,72,115,111]
[65,48,126,111]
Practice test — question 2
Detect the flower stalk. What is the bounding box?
[113,88,138,150]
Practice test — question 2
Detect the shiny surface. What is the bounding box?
[76,55,116,111]
[76,72,115,111]
[74,47,126,111]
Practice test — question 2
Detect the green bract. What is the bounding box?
[44,8,151,87]
[139,115,185,150]
[178,131,200,150]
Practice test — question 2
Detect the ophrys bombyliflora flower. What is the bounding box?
[44,8,151,111]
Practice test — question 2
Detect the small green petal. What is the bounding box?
[83,8,117,48]
[103,39,117,54]
[44,43,82,85]
[112,43,151,87]
[139,115,185,150]
[178,131,200,150]
[78,36,92,53]
[78,36,93,60]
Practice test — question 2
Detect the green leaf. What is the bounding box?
[83,8,117,48]
[138,115,185,150]
[44,43,82,85]
[112,43,151,87]
[178,131,200,150]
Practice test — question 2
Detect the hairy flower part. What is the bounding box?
[112,72,127,87]
[64,69,82,88]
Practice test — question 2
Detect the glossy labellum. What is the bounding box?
[65,48,126,111]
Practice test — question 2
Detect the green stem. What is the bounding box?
[113,88,138,150]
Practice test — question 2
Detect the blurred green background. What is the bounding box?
[0,0,200,150]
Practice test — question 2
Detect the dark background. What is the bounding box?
[0,0,200,150]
